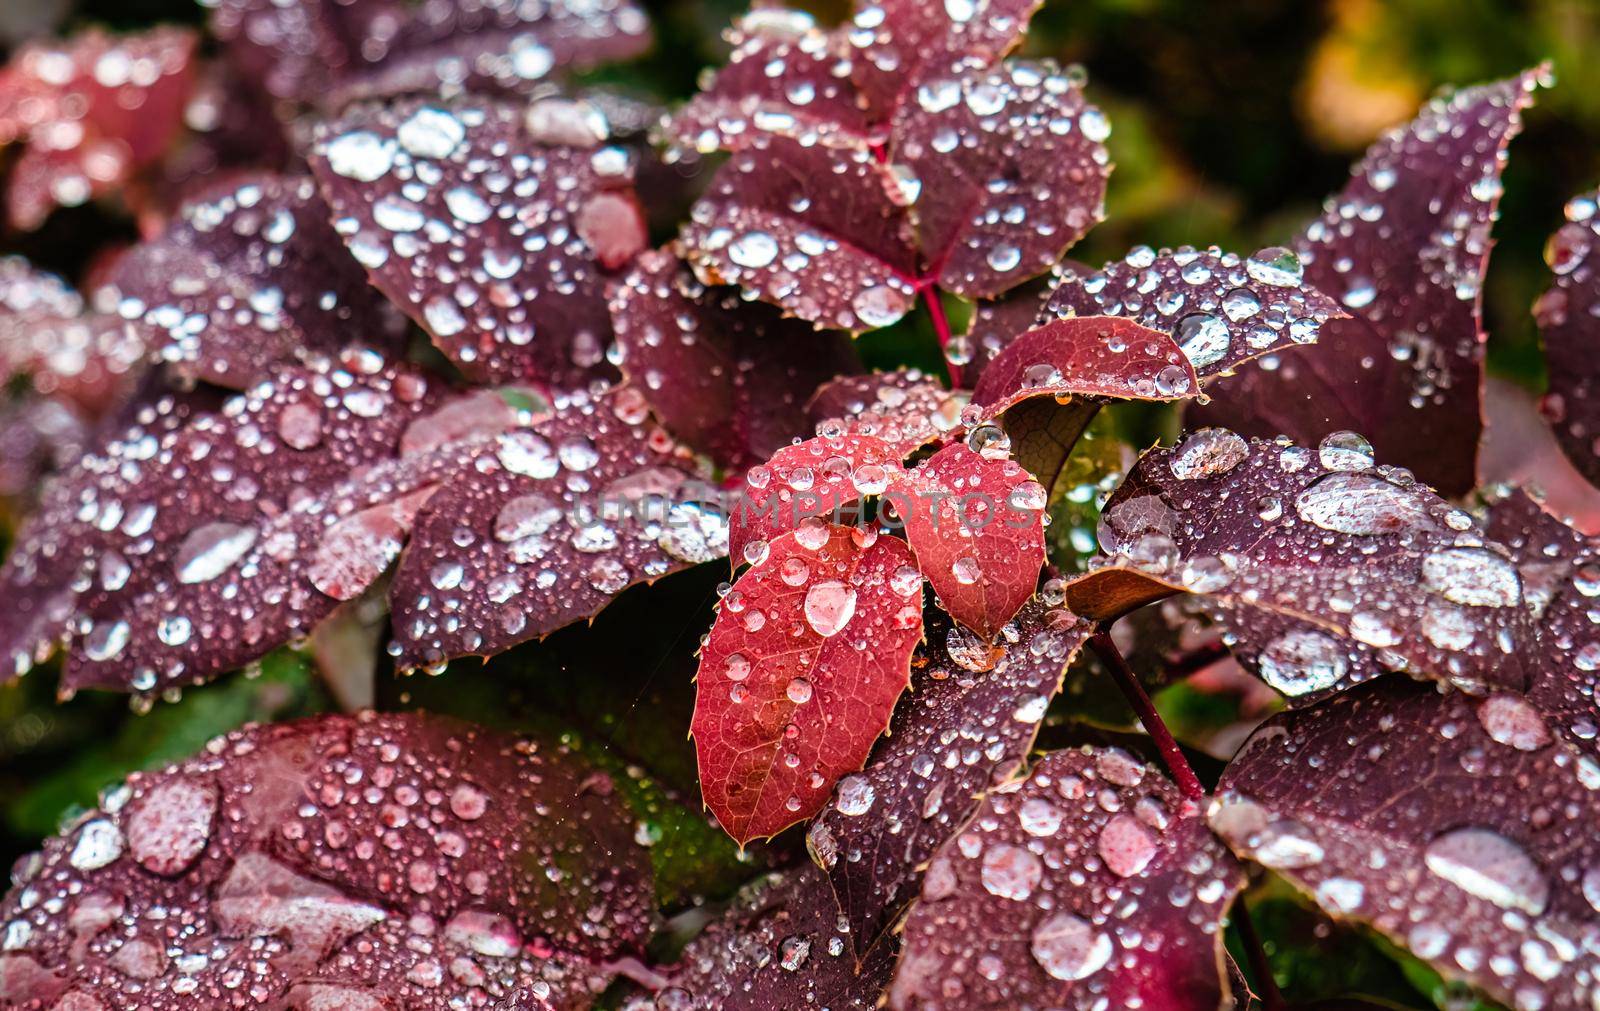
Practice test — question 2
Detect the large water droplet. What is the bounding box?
[1030,912,1112,981]
[1423,827,1548,915]
[803,581,857,637]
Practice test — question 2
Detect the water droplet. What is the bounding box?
[1423,827,1548,915]
[1031,912,1112,980]
[804,581,857,637]
[980,842,1042,900]
[1246,246,1304,287]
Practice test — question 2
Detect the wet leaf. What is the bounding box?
[1211,678,1600,1011]
[0,397,88,509]
[807,601,1093,956]
[388,389,719,669]
[970,316,1198,415]
[111,174,408,388]
[0,257,145,410]
[890,442,1047,637]
[0,356,445,697]
[889,746,1245,1010]
[0,711,655,1008]
[0,27,196,229]
[213,0,650,107]
[309,96,648,388]
[727,433,905,570]
[669,6,1109,330]
[1043,245,1346,384]
[807,369,963,458]
[692,524,923,844]
[961,274,1054,391]
[1065,430,1532,703]
[664,863,897,1010]
[610,248,860,472]
[1535,189,1600,492]
[1195,70,1545,496]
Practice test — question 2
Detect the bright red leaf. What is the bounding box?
[691,524,923,844]
[727,433,905,569]
[890,442,1047,637]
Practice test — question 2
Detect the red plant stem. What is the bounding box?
[1088,626,1205,800]
[922,286,962,388]
[1232,902,1286,1010]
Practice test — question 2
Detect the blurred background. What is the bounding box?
[2,2,1596,1006]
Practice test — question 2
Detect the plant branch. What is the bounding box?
[1088,626,1205,800]
[1232,901,1286,1011]
[922,286,962,388]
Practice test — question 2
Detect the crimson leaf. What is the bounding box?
[727,433,905,569]
[889,746,1245,1010]
[890,441,1048,637]
[610,248,861,472]
[1065,429,1532,702]
[1194,69,1546,495]
[0,712,655,1008]
[692,523,923,844]
[1212,678,1600,1011]
[806,600,1093,956]
[0,27,196,229]
[309,96,649,388]
[112,173,408,388]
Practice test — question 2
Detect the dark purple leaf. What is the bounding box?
[212,0,649,108]
[1195,70,1545,495]
[0,396,88,504]
[0,711,655,1009]
[0,27,196,230]
[679,135,923,332]
[1212,678,1600,1011]
[1043,245,1347,384]
[610,248,861,471]
[890,442,1047,636]
[1535,189,1600,490]
[807,369,962,458]
[889,746,1245,1010]
[388,389,719,669]
[1064,429,1533,702]
[309,96,649,388]
[727,432,905,569]
[847,0,1042,117]
[326,0,651,108]
[4,357,447,696]
[668,7,1108,329]
[692,523,923,845]
[112,173,408,388]
[1486,488,1600,753]
[806,600,1093,956]
[666,10,878,154]
[663,863,896,1010]
[892,58,1109,300]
